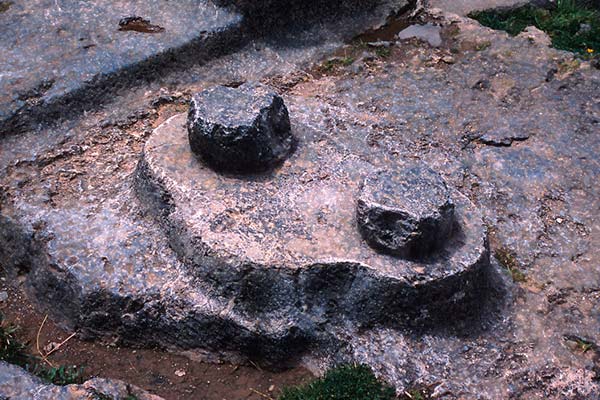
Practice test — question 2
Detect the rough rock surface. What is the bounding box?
[356,165,455,259]
[428,0,527,15]
[0,361,163,400]
[0,1,599,399]
[187,83,295,173]
[0,0,242,135]
[397,23,443,47]
[0,0,403,136]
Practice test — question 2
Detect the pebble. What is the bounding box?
[397,23,442,47]
[367,41,392,48]
[0,291,7,302]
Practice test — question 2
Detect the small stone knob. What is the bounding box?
[187,82,295,173]
[357,164,455,259]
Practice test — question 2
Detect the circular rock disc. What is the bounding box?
[137,113,490,327]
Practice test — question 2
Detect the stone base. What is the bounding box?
[136,112,490,330]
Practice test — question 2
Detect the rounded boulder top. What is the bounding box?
[187,82,296,174]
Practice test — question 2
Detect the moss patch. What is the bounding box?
[469,0,600,55]
[279,364,396,400]
[495,247,527,283]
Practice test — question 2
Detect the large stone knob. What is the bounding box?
[187,82,295,173]
[357,164,455,259]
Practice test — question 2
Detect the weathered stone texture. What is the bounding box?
[138,111,490,330]
[187,83,295,173]
[357,166,455,259]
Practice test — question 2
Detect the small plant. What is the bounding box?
[557,58,581,73]
[279,364,396,400]
[578,340,594,353]
[564,335,598,355]
[469,0,600,55]
[573,338,595,353]
[319,56,355,72]
[405,389,424,400]
[495,247,526,283]
[475,40,492,51]
[0,314,28,366]
[375,47,392,58]
[31,364,85,386]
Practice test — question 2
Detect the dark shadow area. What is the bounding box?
[215,0,387,35]
[406,259,512,338]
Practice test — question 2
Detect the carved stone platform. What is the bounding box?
[136,108,490,328]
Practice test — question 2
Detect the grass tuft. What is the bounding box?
[279,364,396,400]
[469,0,600,55]
[319,56,355,72]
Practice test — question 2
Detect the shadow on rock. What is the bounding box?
[215,0,387,35]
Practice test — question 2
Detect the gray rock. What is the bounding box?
[367,40,393,48]
[0,0,243,136]
[187,83,296,173]
[138,112,490,332]
[397,23,443,47]
[0,292,7,302]
[0,361,163,400]
[350,60,365,74]
[357,165,455,259]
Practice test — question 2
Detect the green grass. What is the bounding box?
[320,56,355,72]
[0,313,84,385]
[574,338,595,353]
[374,47,392,58]
[30,364,84,386]
[469,0,600,55]
[0,314,28,366]
[405,389,425,400]
[279,364,396,400]
[494,248,527,283]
